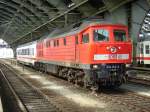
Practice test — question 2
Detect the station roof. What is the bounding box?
[0,0,133,47]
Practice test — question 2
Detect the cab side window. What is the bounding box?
[82,33,89,43]
[94,29,109,41]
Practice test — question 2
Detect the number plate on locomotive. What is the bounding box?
[109,54,117,59]
[94,54,129,60]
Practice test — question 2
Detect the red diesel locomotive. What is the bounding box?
[17,21,132,89]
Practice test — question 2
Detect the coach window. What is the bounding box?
[23,49,24,55]
[25,49,27,55]
[145,45,150,54]
[64,38,66,45]
[32,48,34,55]
[94,29,109,42]
[82,33,89,43]
[24,49,26,55]
[27,49,29,55]
[141,44,144,54]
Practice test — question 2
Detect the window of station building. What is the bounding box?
[145,45,150,54]
[82,33,89,43]
[94,29,109,42]
[114,30,126,41]
[64,38,66,45]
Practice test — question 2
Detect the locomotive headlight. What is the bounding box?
[110,47,117,53]
[93,65,98,69]
[106,46,110,50]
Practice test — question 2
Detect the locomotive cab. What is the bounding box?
[88,24,132,87]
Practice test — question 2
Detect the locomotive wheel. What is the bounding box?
[83,75,90,88]
[67,69,75,83]
[67,75,74,83]
[67,76,72,82]
[58,69,63,77]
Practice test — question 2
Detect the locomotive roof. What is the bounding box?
[39,20,126,41]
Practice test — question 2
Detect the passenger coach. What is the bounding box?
[16,41,37,66]
[136,40,150,65]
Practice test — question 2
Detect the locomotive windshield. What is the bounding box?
[93,29,109,41]
[114,30,126,41]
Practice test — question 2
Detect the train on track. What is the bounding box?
[16,21,132,89]
[136,40,150,65]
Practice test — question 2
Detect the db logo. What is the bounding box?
[110,47,117,53]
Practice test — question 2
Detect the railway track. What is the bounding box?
[0,61,92,112]
[0,63,60,112]
[127,67,150,86]
[128,76,150,86]
[0,60,150,112]
[128,66,150,71]
[97,89,150,112]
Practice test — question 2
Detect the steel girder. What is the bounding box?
[7,0,46,24]
[147,0,150,6]
[71,0,97,17]
[103,0,133,11]
[0,0,51,41]
[0,1,38,26]
[0,7,36,35]
[12,0,49,22]
[0,0,134,47]
[29,0,57,18]
[9,0,91,46]
[46,0,68,12]
[0,5,38,25]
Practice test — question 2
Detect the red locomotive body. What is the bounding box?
[35,21,132,88]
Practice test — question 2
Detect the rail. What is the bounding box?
[0,63,60,112]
